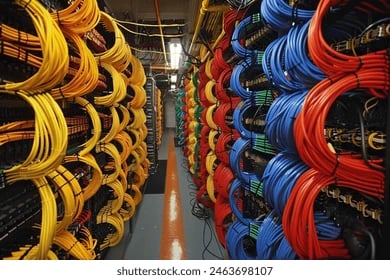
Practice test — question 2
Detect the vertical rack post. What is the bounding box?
[380,93,390,259]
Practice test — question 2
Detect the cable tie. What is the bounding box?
[356,56,363,72]
[24,48,29,63]
[330,152,340,177]
[59,87,65,99]
[66,240,79,253]
[23,0,33,9]
[56,10,61,26]
[353,72,361,88]
[58,180,69,191]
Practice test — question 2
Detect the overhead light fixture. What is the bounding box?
[169,40,182,69]
[170,74,177,84]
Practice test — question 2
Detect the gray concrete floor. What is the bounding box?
[105,128,225,260]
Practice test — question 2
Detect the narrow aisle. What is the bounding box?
[175,141,226,260]
[105,128,225,260]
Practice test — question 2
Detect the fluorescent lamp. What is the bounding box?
[170,74,177,83]
[169,42,182,69]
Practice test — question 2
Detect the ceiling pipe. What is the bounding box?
[187,0,230,56]
[154,0,169,66]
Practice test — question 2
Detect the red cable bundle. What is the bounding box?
[213,101,241,133]
[213,162,235,199]
[196,184,215,209]
[215,131,237,165]
[294,69,389,198]
[214,195,233,247]
[211,36,231,80]
[282,168,351,259]
[215,68,241,103]
[223,9,244,35]
[308,0,390,77]
[199,84,214,107]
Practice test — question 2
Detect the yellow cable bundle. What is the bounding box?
[99,105,120,144]
[95,11,132,73]
[51,29,99,99]
[3,245,58,260]
[118,103,131,131]
[32,177,57,260]
[94,62,127,106]
[46,168,77,234]
[126,128,141,151]
[63,153,103,201]
[95,142,121,185]
[128,107,146,129]
[3,91,68,183]
[118,168,128,193]
[140,123,148,141]
[128,149,142,169]
[208,129,219,151]
[78,226,97,256]
[129,164,146,189]
[188,132,197,145]
[121,161,130,178]
[206,150,217,176]
[50,0,101,34]
[127,55,146,86]
[96,209,125,248]
[205,104,218,130]
[2,0,68,92]
[205,57,214,80]
[113,131,133,163]
[206,174,217,203]
[199,44,209,61]
[205,79,217,104]
[56,165,84,222]
[105,178,125,213]
[142,157,151,179]
[53,229,96,260]
[0,23,41,50]
[136,141,147,164]
[129,183,143,206]
[73,96,102,156]
[119,192,136,221]
[127,84,147,109]
[155,88,163,145]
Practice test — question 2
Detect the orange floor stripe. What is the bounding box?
[159,135,187,260]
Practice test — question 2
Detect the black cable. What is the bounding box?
[202,217,225,260]
[357,106,385,172]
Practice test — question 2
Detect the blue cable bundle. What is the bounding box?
[260,0,315,33]
[314,212,342,240]
[230,137,255,184]
[230,52,264,100]
[262,151,309,216]
[275,237,297,259]
[231,13,262,58]
[226,219,259,260]
[265,90,307,153]
[284,21,326,87]
[262,34,306,93]
[232,91,274,139]
[229,178,251,226]
[256,210,297,259]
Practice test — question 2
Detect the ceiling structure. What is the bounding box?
[103,0,229,74]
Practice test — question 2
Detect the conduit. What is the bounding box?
[154,0,169,66]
